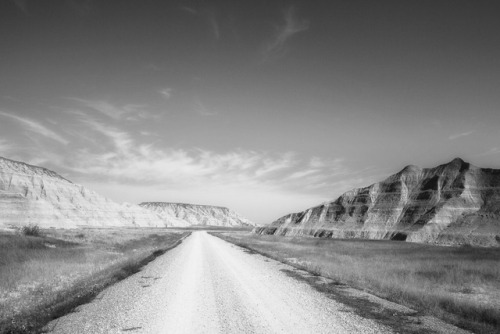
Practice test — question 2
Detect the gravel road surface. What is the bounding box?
[45,232,437,333]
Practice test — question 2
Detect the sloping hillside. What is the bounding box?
[140,202,256,227]
[255,158,500,246]
[0,157,166,228]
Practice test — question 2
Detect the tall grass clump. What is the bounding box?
[20,224,41,237]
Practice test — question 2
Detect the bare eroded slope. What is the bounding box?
[256,158,500,246]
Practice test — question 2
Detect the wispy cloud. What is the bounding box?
[0,139,13,154]
[70,144,295,188]
[263,6,309,61]
[449,130,474,140]
[56,118,347,192]
[80,118,132,155]
[478,147,500,156]
[0,111,69,145]
[309,156,325,168]
[194,98,218,116]
[286,169,319,179]
[180,6,197,15]
[160,88,173,100]
[208,11,220,40]
[181,6,220,40]
[67,98,155,121]
[254,152,296,177]
[61,121,356,198]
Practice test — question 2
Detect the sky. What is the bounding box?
[1,0,500,224]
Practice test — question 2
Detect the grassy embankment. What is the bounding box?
[0,227,189,333]
[216,232,500,334]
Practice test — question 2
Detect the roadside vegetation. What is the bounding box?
[216,233,500,334]
[0,226,189,334]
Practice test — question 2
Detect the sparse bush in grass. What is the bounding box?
[20,224,41,237]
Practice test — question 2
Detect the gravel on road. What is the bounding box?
[45,232,448,334]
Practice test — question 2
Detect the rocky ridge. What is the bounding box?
[0,156,255,229]
[0,156,167,228]
[139,202,257,227]
[255,158,500,246]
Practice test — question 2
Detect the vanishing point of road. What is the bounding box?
[46,232,465,334]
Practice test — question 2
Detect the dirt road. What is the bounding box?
[46,232,458,334]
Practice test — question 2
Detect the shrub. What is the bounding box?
[21,224,41,237]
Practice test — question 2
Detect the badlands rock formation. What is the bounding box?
[255,158,500,246]
[0,156,167,228]
[0,156,255,229]
[140,202,257,227]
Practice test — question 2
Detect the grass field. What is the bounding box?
[0,227,189,333]
[215,232,500,334]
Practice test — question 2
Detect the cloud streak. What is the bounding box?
[68,98,155,121]
[194,98,218,116]
[56,115,351,194]
[0,111,69,145]
[478,147,500,156]
[64,129,358,202]
[449,130,474,140]
[263,6,309,61]
[160,88,173,100]
[80,118,132,155]
[181,6,220,40]
[208,12,220,40]
[0,139,13,154]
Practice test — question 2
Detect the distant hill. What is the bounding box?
[0,156,166,228]
[255,158,500,247]
[0,156,256,229]
[139,202,257,227]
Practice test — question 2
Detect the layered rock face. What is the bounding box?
[0,157,167,228]
[255,158,500,246]
[140,202,257,227]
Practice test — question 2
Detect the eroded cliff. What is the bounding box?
[255,158,500,246]
[0,157,167,228]
[140,202,256,227]
[0,156,257,229]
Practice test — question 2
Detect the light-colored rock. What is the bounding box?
[140,202,257,227]
[0,157,168,228]
[255,158,500,247]
[0,156,256,229]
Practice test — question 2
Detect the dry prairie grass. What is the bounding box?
[0,227,189,333]
[217,233,500,334]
